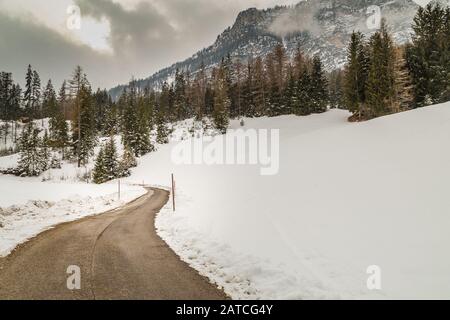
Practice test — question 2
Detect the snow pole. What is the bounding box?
[172,173,176,212]
[118,179,121,201]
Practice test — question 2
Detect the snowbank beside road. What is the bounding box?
[0,178,146,257]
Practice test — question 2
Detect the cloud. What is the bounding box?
[0,0,301,89]
[268,4,322,38]
[0,10,120,90]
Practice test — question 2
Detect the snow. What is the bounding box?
[0,182,146,257]
[0,131,147,257]
[125,102,450,299]
[0,118,51,154]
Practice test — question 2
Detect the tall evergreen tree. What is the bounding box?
[344,31,369,118]
[93,147,107,184]
[212,66,230,134]
[24,65,34,117]
[31,70,41,118]
[58,80,68,120]
[392,46,414,113]
[17,123,48,176]
[310,55,329,113]
[156,110,170,144]
[119,146,138,178]
[407,3,449,106]
[365,20,396,118]
[0,72,13,120]
[103,136,119,181]
[253,57,267,116]
[295,70,313,116]
[42,79,57,119]
[329,69,344,109]
[72,74,96,166]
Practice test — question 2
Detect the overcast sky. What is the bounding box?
[0,0,432,90]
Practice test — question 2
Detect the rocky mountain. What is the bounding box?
[109,0,420,99]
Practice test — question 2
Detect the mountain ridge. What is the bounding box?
[109,0,420,99]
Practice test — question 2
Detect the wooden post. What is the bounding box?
[118,179,121,201]
[172,173,176,212]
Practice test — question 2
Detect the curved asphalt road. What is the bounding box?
[0,188,227,300]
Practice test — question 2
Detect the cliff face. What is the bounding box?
[110,0,419,98]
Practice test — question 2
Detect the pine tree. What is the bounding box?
[284,66,297,115]
[365,20,396,118]
[253,57,267,116]
[41,130,50,171]
[31,70,41,118]
[17,123,47,176]
[392,46,414,113]
[407,3,449,106]
[134,97,154,156]
[93,147,107,184]
[93,89,110,134]
[230,57,244,118]
[266,45,288,116]
[42,80,57,119]
[104,103,118,136]
[10,83,22,122]
[103,136,119,181]
[49,94,69,158]
[69,66,92,167]
[444,7,450,102]
[173,69,188,120]
[24,65,33,117]
[310,55,329,113]
[72,74,96,166]
[328,69,344,109]
[295,70,313,116]
[344,31,369,118]
[156,111,170,144]
[58,80,68,120]
[120,79,153,156]
[119,146,137,178]
[212,66,230,134]
[0,72,13,120]
[242,59,256,117]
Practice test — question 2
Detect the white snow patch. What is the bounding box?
[0,181,146,257]
[127,103,450,299]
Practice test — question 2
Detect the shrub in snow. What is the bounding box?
[49,154,62,169]
[16,124,48,177]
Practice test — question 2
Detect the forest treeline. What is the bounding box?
[0,3,448,180]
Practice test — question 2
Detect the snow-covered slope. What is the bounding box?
[125,102,450,299]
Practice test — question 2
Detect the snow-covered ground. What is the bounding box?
[0,177,146,257]
[0,131,146,257]
[124,102,450,300]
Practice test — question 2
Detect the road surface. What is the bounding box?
[0,188,227,300]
